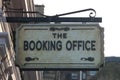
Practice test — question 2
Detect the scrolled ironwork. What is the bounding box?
[88,9,96,17]
[54,8,96,18]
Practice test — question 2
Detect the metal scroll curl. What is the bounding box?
[54,8,96,18]
[89,9,96,17]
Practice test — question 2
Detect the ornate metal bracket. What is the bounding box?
[5,8,101,23]
[54,8,96,18]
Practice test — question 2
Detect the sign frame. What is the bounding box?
[16,23,104,70]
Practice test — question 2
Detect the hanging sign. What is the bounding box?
[16,24,104,70]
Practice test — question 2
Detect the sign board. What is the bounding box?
[16,24,104,70]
